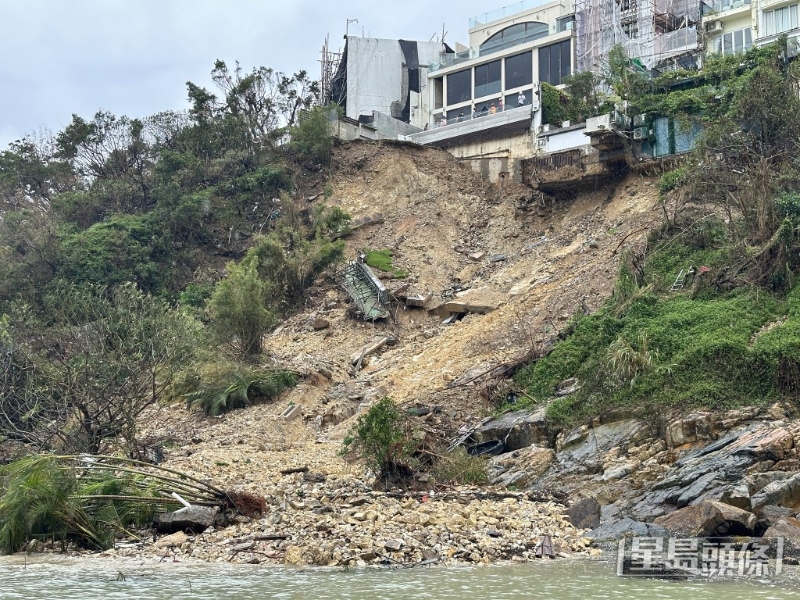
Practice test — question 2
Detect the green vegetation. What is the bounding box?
[515,39,800,431]
[185,366,297,417]
[342,397,412,480]
[0,454,228,553]
[0,59,346,454]
[365,249,407,278]
[431,447,488,486]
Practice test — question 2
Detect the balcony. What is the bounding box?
[409,105,534,148]
[701,0,750,15]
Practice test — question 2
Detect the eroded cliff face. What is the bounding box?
[130,141,800,564]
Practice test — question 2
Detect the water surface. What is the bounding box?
[1,556,799,599]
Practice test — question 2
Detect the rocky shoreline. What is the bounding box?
[24,484,593,566]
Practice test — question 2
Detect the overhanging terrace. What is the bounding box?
[408,105,533,148]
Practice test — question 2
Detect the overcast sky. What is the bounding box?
[0,0,502,150]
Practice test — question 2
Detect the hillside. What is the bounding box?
[268,141,659,426]
[106,140,662,560]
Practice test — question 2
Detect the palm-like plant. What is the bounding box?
[185,368,297,416]
[0,454,231,554]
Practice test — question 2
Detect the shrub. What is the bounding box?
[431,447,488,485]
[290,106,334,165]
[185,366,297,416]
[342,397,410,479]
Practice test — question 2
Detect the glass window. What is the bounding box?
[447,69,471,105]
[561,39,572,80]
[715,27,752,55]
[723,32,733,54]
[474,59,501,98]
[505,51,532,90]
[539,40,571,85]
[506,88,532,108]
[764,4,799,36]
[480,22,549,53]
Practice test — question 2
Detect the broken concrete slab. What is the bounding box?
[350,336,396,365]
[427,288,506,318]
[155,505,219,534]
[278,404,302,421]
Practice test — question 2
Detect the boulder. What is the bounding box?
[154,530,188,549]
[704,500,756,535]
[585,518,668,543]
[653,502,727,537]
[665,412,713,447]
[763,516,800,540]
[750,472,800,512]
[566,498,601,530]
[155,505,219,534]
[474,409,549,451]
[755,505,795,536]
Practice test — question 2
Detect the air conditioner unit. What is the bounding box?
[633,126,648,140]
[705,20,724,33]
[633,113,647,127]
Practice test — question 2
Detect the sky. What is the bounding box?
[0,0,501,150]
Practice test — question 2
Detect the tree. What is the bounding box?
[55,112,155,212]
[0,283,201,453]
[342,397,411,480]
[187,61,320,152]
[208,250,276,357]
[289,105,334,165]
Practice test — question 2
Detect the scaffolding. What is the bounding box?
[575,0,699,73]
[319,34,343,105]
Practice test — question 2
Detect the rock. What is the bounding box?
[155,531,188,549]
[384,539,404,551]
[653,502,727,537]
[555,378,580,397]
[312,317,330,331]
[763,516,800,539]
[665,413,712,447]
[474,409,549,451]
[714,482,752,511]
[585,518,667,543]
[704,500,756,535]
[602,463,635,481]
[566,498,601,530]
[155,506,219,534]
[487,446,554,487]
[751,472,800,512]
[284,545,305,565]
[755,505,795,535]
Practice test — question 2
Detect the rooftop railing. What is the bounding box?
[430,26,559,72]
[469,0,561,28]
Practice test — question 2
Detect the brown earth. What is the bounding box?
[120,140,663,565]
[142,138,663,487]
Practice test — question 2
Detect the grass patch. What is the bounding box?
[515,233,794,430]
[365,249,408,278]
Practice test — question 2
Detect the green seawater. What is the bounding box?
[1,556,799,599]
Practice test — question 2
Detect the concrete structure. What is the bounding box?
[405,0,576,181]
[701,0,753,57]
[426,0,575,128]
[328,37,442,130]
